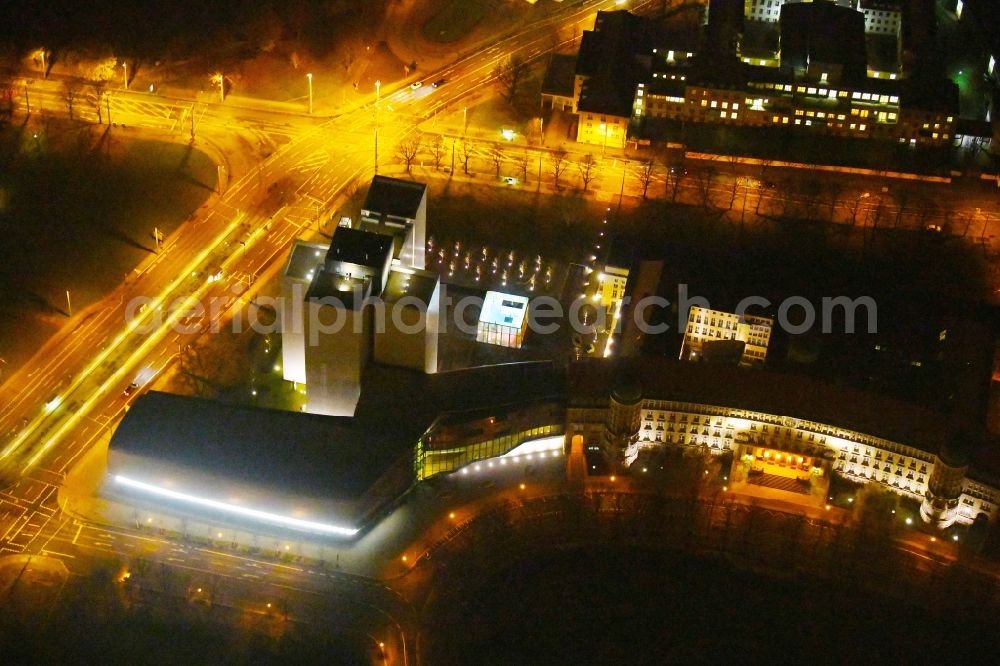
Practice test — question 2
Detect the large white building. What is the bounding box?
[744,0,900,37]
[568,359,999,529]
[680,306,773,367]
[281,177,440,417]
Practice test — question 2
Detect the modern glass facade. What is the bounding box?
[415,424,565,480]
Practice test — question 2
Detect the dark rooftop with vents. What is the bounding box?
[779,1,868,84]
[569,357,950,456]
[324,226,394,272]
[362,175,427,221]
[576,10,653,118]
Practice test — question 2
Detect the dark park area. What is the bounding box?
[0,122,215,369]
[425,544,1000,664]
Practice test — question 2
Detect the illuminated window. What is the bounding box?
[732,103,739,110]
[859,124,866,131]
[932,132,938,139]
[710,100,718,108]
[807,87,817,95]
[701,99,707,107]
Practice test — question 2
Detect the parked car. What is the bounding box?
[432,79,447,88]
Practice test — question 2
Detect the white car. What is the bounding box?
[410,81,423,90]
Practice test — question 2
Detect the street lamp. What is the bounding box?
[307,73,313,114]
[218,73,225,103]
[122,62,128,89]
[375,79,381,173]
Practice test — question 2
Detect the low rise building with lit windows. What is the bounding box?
[568,358,1000,528]
[680,306,773,367]
[477,291,530,349]
[101,354,1000,542]
[544,7,958,149]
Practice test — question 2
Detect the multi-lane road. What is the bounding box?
[0,0,654,660]
[7,0,991,658]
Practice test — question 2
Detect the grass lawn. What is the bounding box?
[0,121,215,370]
[422,0,495,43]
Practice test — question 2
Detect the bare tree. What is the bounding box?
[490,143,503,178]
[514,152,530,184]
[550,149,568,189]
[578,153,597,191]
[845,194,866,226]
[825,181,843,223]
[429,135,445,170]
[0,66,18,129]
[893,187,911,228]
[340,47,356,75]
[178,346,214,398]
[914,195,939,231]
[88,79,107,125]
[636,159,656,199]
[459,139,472,175]
[396,134,422,172]
[799,178,823,220]
[493,55,530,103]
[726,154,741,209]
[662,153,685,203]
[693,166,716,209]
[62,80,82,121]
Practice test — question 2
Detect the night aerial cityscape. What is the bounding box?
[4,0,1000,663]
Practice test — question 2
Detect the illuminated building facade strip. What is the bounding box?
[113,475,360,537]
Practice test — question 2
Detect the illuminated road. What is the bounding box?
[0,0,653,661]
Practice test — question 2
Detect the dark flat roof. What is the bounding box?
[569,357,948,455]
[541,53,577,98]
[576,10,653,118]
[284,241,327,282]
[110,392,400,500]
[304,268,371,305]
[353,361,566,446]
[362,176,426,220]
[780,1,867,83]
[382,267,439,305]
[325,226,394,271]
